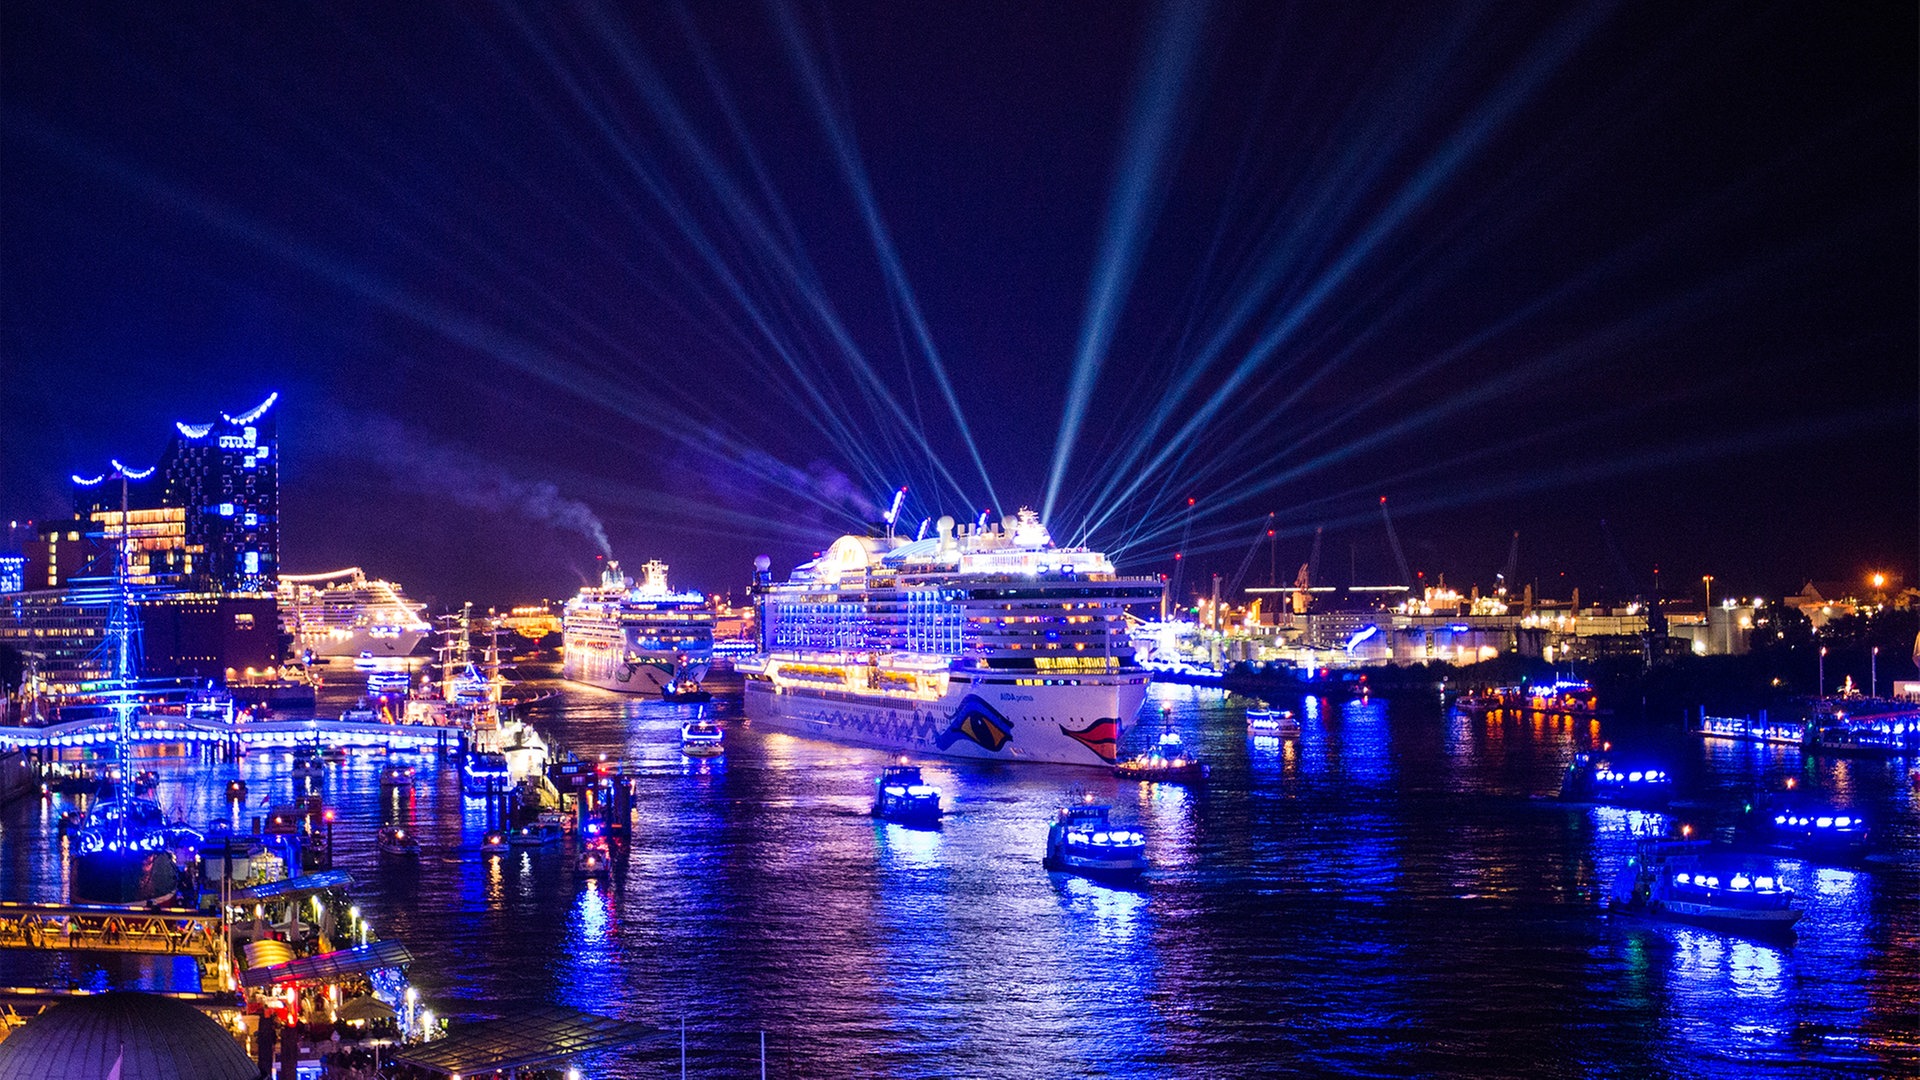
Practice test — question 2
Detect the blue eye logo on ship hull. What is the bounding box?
[936,695,1015,753]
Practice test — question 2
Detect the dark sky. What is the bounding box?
[3,2,1914,610]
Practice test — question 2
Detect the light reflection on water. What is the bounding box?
[0,674,1914,1076]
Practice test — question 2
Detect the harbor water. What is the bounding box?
[1,674,1915,1077]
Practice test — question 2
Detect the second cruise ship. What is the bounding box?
[740,509,1161,766]
[278,568,432,659]
[562,559,714,695]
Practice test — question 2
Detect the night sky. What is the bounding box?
[3,2,1913,609]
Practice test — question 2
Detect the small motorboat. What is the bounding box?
[1559,752,1671,809]
[376,825,420,858]
[662,679,713,705]
[380,764,416,788]
[1112,727,1208,785]
[131,770,160,794]
[871,763,942,825]
[680,719,724,758]
[510,812,565,847]
[1246,708,1301,738]
[353,651,377,671]
[323,746,350,765]
[1043,797,1147,882]
[480,830,511,855]
[291,747,326,780]
[1611,838,1800,940]
[577,839,611,876]
[225,779,249,801]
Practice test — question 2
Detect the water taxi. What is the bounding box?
[376,825,420,858]
[1044,797,1148,882]
[225,779,249,801]
[380,764,416,788]
[871,763,943,825]
[577,839,611,876]
[1610,838,1800,940]
[291,747,325,781]
[680,718,725,758]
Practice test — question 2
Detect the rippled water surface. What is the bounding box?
[3,673,1916,1077]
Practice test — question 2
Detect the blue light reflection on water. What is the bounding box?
[0,676,1915,1076]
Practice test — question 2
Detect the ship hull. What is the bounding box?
[745,675,1147,767]
[562,646,710,695]
[71,851,177,907]
[303,627,429,659]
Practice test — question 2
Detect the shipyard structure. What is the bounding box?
[0,394,282,710]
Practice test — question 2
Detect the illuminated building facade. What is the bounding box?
[70,392,280,595]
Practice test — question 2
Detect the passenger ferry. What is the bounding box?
[279,568,432,659]
[1559,752,1672,809]
[1043,797,1148,881]
[740,509,1161,766]
[871,763,943,825]
[376,825,420,858]
[1245,707,1300,738]
[1611,838,1801,939]
[562,560,714,695]
[1112,726,1208,785]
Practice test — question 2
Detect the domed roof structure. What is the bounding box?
[0,991,257,1080]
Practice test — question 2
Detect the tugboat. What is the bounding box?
[1112,726,1208,785]
[376,824,420,858]
[380,764,417,788]
[1610,838,1800,940]
[1043,796,1148,882]
[871,763,943,825]
[1559,751,1672,809]
[1246,708,1301,738]
[1734,784,1870,863]
[511,811,565,847]
[462,751,512,797]
[480,829,511,855]
[680,718,724,758]
[661,677,713,705]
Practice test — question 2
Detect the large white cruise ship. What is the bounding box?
[278,568,432,659]
[740,509,1163,767]
[561,559,714,694]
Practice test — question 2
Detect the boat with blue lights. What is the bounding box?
[562,559,714,696]
[1246,707,1300,738]
[1734,783,1870,863]
[680,718,724,758]
[1112,726,1208,785]
[1610,839,1801,939]
[461,750,511,796]
[741,508,1162,767]
[1558,751,1672,809]
[871,763,943,825]
[1043,798,1148,881]
[70,791,200,906]
[1694,708,1805,746]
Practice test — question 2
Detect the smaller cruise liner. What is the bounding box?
[562,560,714,695]
[280,568,432,659]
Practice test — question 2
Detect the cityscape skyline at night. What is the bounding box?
[4,4,1914,606]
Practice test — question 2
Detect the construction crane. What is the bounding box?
[1378,497,1414,589]
[1599,519,1639,600]
[1307,526,1324,588]
[1228,513,1276,596]
[1497,531,1519,595]
[1168,497,1195,612]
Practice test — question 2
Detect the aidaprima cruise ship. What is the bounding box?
[740,509,1162,766]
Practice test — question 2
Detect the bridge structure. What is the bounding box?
[0,715,467,754]
[0,902,233,992]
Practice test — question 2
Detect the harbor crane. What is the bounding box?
[1497,531,1519,595]
[1378,497,1415,589]
[1228,513,1276,596]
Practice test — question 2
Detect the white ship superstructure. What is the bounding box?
[562,559,714,694]
[741,509,1162,766]
[279,568,432,659]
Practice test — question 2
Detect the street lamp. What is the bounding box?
[1871,646,1879,698]
[1818,646,1827,697]
[1702,575,1713,611]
